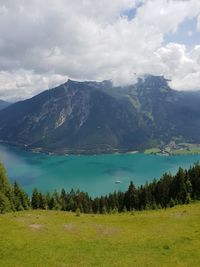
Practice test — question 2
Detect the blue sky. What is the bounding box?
[121,7,137,20]
[164,17,200,49]
[122,6,200,50]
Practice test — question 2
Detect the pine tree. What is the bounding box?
[0,163,11,193]
[60,188,67,211]
[0,162,14,212]
[13,181,30,210]
[171,167,187,204]
[124,181,138,211]
[155,173,172,208]
[31,188,40,209]
[0,192,11,214]
[75,207,81,216]
[38,192,46,209]
[188,162,200,199]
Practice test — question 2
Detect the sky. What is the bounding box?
[0,0,200,101]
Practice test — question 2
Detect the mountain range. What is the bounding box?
[0,75,200,154]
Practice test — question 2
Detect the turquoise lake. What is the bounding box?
[1,144,200,197]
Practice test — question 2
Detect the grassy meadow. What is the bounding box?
[144,148,161,154]
[0,202,200,267]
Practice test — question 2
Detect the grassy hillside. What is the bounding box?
[0,202,200,266]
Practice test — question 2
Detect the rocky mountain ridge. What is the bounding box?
[0,75,200,154]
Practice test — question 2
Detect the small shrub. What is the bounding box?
[102,206,107,214]
[185,194,191,204]
[169,198,175,208]
[111,207,118,214]
[130,209,135,216]
[123,206,127,213]
[163,245,170,250]
[75,208,81,217]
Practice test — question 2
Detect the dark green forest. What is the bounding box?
[0,162,200,214]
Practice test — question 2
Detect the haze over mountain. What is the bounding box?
[0,100,10,111]
[0,75,200,154]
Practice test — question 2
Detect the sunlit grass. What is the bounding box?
[0,202,200,266]
[171,148,200,155]
[144,148,161,154]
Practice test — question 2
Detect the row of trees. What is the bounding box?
[1,162,200,214]
[0,163,30,213]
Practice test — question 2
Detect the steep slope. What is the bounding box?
[1,75,200,154]
[0,100,10,111]
[0,80,148,153]
[128,76,200,145]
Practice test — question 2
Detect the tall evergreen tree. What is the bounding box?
[13,181,30,210]
[0,162,13,213]
[0,192,11,214]
[31,188,40,209]
[124,181,138,210]
[188,162,200,199]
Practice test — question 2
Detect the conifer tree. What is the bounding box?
[13,181,30,210]
[31,188,40,209]
[124,181,138,211]
[0,162,13,213]
[0,192,11,214]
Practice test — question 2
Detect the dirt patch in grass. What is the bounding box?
[16,214,43,222]
[171,210,188,218]
[29,224,43,230]
[95,224,120,237]
[64,223,74,230]
[16,217,27,223]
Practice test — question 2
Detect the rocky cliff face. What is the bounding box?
[0,76,200,154]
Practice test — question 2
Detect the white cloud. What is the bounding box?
[136,0,200,33]
[0,0,200,100]
[0,70,67,101]
[155,43,200,90]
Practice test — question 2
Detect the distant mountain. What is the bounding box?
[0,100,10,111]
[0,75,200,154]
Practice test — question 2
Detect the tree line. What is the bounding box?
[1,162,200,214]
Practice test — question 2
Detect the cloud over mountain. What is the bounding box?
[0,0,200,100]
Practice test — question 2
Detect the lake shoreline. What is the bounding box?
[1,140,200,157]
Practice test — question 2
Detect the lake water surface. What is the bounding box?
[1,144,200,197]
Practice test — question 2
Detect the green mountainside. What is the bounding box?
[0,75,200,154]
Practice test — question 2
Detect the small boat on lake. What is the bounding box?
[115,180,121,184]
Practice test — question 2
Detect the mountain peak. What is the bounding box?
[136,75,171,93]
[1,75,200,154]
[64,79,113,90]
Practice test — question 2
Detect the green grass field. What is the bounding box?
[0,203,200,267]
[144,148,161,154]
[170,148,200,155]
